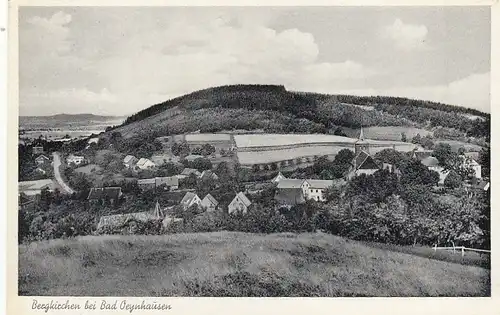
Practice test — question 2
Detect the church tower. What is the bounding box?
[354,127,370,155]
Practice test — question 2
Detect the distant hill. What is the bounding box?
[20,113,124,122]
[108,84,490,140]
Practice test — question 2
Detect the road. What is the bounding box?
[52,152,75,194]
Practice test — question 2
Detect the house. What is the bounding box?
[271,171,286,183]
[411,148,433,161]
[200,170,219,181]
[135,158,156,170]
[274,188,306,208]
[184,154,204,162]
[85,137,99,149]
[277,179,310,198]
[96,201,164,234]
[32,146,44,155]
[306,179,338,202]
[18,193,35,211]
[176,168,202,179]
[66,154,85,166]
[123,155,138,168]
[180,192,203,210]
[228,192,252,214]
[346,150,380,180]
[18,179,56,196]
[460,156,482,179]
[201,193,219,212]
[421,156,441,172]
[150,154,179,166]
[87,187,122,205]
[137,176,179,191]
[34,167,46,175]
[34,154,50,165]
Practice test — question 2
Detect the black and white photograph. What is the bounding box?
[15,5,491,298]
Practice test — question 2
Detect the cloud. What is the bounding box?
[337,72,490,113]
[381,18,429,51]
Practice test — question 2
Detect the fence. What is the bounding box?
[433,242,491,257]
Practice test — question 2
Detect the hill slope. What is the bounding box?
[108,85,489,139]
[19,231,489,296]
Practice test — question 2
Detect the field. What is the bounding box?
[74,164,103,175]
[18,231,489,296]
[339,126,433,141]
[435,140,484,152]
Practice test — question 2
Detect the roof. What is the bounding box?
[234,192,252,207]
[202,193,219,207]
[123,155,137,164]
[34,154,50,161]
[200,170,218,181]
[181,192,199,205]
[137,178,155,185]
[156,176,179,186]
[421,156,439,167]
[136,158,154,167]
[87,138,99,144]
[181,168,201,176]
[306,179,336,189]
[277,179,306,189]
[413,150,433,161]
[272,172,286,183]
[185,154,205,161]
[274,188,305,206]
[87,187,122,200]
[19,179,55,191]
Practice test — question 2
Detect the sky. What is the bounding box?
[19,6,491,116]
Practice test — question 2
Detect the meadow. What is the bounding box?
[18,231,490,297]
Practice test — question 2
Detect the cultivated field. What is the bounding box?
[19,231,489,296]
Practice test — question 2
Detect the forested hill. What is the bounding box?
[112,84,490,139]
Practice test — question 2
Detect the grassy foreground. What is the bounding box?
[18,231,490,297]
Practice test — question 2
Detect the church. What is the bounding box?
[345,128,382,180]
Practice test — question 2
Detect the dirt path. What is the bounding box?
[52,152,75,194]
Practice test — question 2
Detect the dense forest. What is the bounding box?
[113,85,490,140]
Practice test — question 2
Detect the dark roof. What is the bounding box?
[274,188,305,206]
[87,187,122,200]
[352,151,379,170]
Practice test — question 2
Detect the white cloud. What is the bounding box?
[337,72,490,113]
[381,18,429,51]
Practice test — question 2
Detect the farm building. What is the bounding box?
[87,187,122,205]
[137,176,179,191]
[306,179,340,202]
[274,188,306,208]
[123,155,138,168]
[272,171,286,183]
[32,146,44,155]
[460,155,482,179]
[18,179,57,196]
[177,168,202,179]
[346,150,380,180]
[96,201,164,234]
[200,170,219,181]
[201,194,219,212]
[135,158,155,170]
[228,192,252,214]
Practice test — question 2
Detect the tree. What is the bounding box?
[334,149,355,165]
[171,141,190,157]
[479,147,490,178]
[333,127,348,137]
[401,132,407,142]
[433,143,455,167]
[444,170,462,189]
[400,159,439,187]
[411,133,422,144]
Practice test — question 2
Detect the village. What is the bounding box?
[18,127,490,238]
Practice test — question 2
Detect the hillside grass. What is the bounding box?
[19,232,489,297]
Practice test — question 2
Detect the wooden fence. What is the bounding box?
[433,242,491,257]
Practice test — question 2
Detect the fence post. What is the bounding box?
[452,241,455,254]
[461,246,465,257]
[433,244,437,252]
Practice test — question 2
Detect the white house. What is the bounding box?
[228,192,252,214]
[201,193,219,212]
[460,156,482,179]
[67,154,85,165]
[305,179,337,202]
[135,158,156,170]
[34,154,50,165]
[180,192,203,210]
[123,155,138,168]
